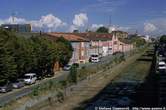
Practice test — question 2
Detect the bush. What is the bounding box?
[67,65,78,84]
[32,86,39,96]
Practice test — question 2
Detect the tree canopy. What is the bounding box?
[0,30,73,83]
[129,35,146,47]
[160,35,166,44]
[96,26,109,33]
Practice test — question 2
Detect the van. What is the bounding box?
[90,54,100,63]
[157,61,166,73]
[23,73,37,84]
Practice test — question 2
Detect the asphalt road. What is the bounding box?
[0,54,115,107]
[0,71,69,106]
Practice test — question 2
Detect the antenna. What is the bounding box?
[11,12,18,24]
[11,12,15,24]
[109,15,111,27]
[135,30,138,35]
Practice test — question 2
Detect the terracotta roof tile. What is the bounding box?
[47,33,89,42]
[47,32,113,42]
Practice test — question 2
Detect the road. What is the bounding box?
[0,54,115,107]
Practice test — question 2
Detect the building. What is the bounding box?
[74,33,113,56]
[112,30,128,39]
[47,32,133,65]
[47,33,90,64]
[1,24,31,32]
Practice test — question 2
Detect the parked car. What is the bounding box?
[90,54,100,63]
[63,65,71,71]
[0,82,13,93]
[157,61,166,73]
[23,73,37,84]
[12,79,25,89]
[45,72,54,78]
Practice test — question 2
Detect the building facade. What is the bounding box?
[47,33,90,64]
[1,24,31,32]
[47,32,133,65]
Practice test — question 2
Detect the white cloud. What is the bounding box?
[109,25,130,32]
[0,14,66,32]
[91,24,104,30]
[68,25,78,32]
[31,14,67,32]
[69,13,88,32]
[144,23,157,33]
[73,13,88,27]
[116,26,130,31]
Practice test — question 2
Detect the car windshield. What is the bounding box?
[91,55,98,57]
[159,65,166,67]
[13,80,19,83]
[24,75,31,79]
[65,65,71,67]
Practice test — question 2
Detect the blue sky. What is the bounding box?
[0,0,166,35]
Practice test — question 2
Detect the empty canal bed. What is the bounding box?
[85,49,154,109]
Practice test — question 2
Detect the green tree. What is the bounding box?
[56,37,73,66]
[160,35,166,43]
[0,29,73,83]
[96,26,109,33]
[0,30,17,83]
[68,65,78,84]
[130,35,146,47]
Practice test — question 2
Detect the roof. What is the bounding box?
[47,33,89,42]
[119,38,132,44]
[73,32,113,41]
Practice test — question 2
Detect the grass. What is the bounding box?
[113,50,153,83]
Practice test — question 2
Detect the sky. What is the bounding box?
[0,0,166,36]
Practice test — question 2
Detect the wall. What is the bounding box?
[69,41,90,64]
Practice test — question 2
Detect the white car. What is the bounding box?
[23,73,37,84]
[90,54,100,63]
[158,61,166,71]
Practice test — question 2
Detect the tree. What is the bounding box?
[130,35,146,47]
[73,30,79,33]
[0,30,17,83]
[160,35,166,44]
[96,26,109,33]
[68,65,78,84]
[56,37,73,67]
[0,29,73,83]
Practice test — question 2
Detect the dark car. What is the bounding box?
[0,82,13,93]
[63,65,71,71]
[12,79,25,89]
